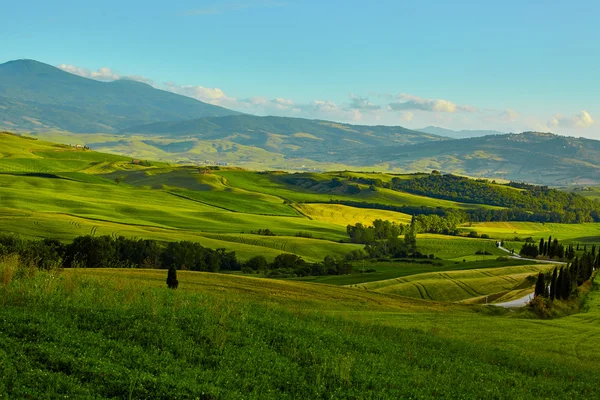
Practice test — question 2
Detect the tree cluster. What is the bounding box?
[346,219,421,259]
[391,174,600,223]
[242,254,352,278]
[536,250,598,301]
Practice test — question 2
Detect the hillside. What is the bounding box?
[0,60,239,133]
[354,131,600,186]
[123,114,446,161]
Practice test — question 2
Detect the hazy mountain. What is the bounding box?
[123,115,446,161]
[417,126,506,139]
[354,131,600,185]
[0,59,239,133]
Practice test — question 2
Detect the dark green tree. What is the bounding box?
[166,266,178,289]
[534,272,546,297]
[550,267,558,300]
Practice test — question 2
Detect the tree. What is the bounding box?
[560,268,572,300]
[166,266,179,289]
[550,267,558,301]
[538,238,545,256]
[534,273,545,297]
[245,255,268,271]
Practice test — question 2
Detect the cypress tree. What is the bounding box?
[534,273,545,297]
[544,242,549,256]
[561,268,571,300]
[556,267,564,301]
[167,266,179,289]
[539,238,545,256]
[550,267,558,301]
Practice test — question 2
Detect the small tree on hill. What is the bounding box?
[167,266,179,289]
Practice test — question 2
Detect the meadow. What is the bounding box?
[1,132,600,398]
[0,261,598,399]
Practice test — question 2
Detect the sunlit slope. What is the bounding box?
[295,203,412,226]
[103,167,299,216]
[356,264,554,302]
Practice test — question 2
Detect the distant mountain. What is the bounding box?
[0,59,239,133]
[417,126,506,139]
[353,131,600,185]
[123,115,446,161]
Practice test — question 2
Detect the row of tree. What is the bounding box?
[522,237,600,263]
[534,252,597,300]
[0,234,356,279]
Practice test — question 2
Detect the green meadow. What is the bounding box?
[0,262,598,398]
[1,132,600,397]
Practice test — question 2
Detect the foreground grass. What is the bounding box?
[0,262,598,399]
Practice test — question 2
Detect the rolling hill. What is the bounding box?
[0,59,239,133]
[353,131,600,185]
[123,114,446,161]
[3,59,600,186]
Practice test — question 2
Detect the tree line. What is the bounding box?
[534,250,597,301]
[0,234,355,278]
[390,174,600,223]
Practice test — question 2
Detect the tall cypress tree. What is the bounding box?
[534,273,545,297]
[561,268,571,300]
[550,267,558,301]
[539,238,545,256]
[556,267,564,301]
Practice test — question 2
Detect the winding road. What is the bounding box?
[493,243,565,308]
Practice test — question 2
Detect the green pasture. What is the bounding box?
[292,258,538,286]
[357,264,554,302]
[0,263,598,398]
[464,221,600,243]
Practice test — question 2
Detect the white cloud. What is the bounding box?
[388,93,476,113]
[499,108,519,122]
[163,82,231,102]
[549,110,594,129]
[57,64,154,85]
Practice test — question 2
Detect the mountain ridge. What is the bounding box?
[0,59,240,133]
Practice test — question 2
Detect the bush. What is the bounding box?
[468,231,480,238]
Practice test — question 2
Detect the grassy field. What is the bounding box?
[294,203,412,226]
[463,221,600,243]
[0,262,598,398]
[291,258,539,286]
[357,264,555,303]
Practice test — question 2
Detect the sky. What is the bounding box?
[2,0,599,137]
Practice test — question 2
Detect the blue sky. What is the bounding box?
[2,0,599,136]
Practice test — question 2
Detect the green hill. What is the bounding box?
[0,59,239,133]
[361,131,600,185]
[123,114,445,161]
